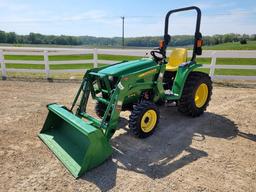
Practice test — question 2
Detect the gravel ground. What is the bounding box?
[0,80,255,192]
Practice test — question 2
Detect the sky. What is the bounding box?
[0,0,255,37]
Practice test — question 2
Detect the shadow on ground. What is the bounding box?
[81,107,255,192]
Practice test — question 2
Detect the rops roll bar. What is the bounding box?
[162,6,203,61]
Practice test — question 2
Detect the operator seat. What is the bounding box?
[166,48,187,71]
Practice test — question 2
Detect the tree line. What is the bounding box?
[0,30,255,47]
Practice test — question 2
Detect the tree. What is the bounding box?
[6,32,17,43]
[0,29,254,47]
[240,39,247,44]
[249,34,256,41]
[0,31,7,43]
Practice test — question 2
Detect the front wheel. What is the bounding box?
[178,71,212,117]
[129,101,160,138]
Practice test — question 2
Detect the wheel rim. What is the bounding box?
[141,109,157,133]
[194,83,209,108]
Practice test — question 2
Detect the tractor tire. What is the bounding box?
[129,100,160,138]
[95,102,107,118]
[178,71,212,117]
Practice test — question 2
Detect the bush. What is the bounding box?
[240,39,247,44]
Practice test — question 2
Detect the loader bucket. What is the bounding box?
[38,104,112,178]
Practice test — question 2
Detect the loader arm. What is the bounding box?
[76,63,164,139]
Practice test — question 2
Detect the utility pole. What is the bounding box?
[121,16,125,48]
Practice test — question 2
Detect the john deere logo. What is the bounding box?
[139,69,157,78]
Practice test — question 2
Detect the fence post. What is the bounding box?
[93,48,98,68]
[210,52,216,79]
[44,50,50,79]
[0,49,7,80]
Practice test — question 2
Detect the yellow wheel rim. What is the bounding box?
[140,109,157,133]
[194,83,209,108]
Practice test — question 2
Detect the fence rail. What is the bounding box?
[0,47,256,81]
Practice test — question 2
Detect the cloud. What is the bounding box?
[0,8,119,25]
[194,1,236,9]
[0,1,255,36]
[0,0,31,11]
[201,8,256,34]
[123,7,256,37]
[62,10,108,22]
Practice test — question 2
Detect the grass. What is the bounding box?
[4,54,93,61]
[2,41,256,50]
[4,55,44,61]
[204,41,256,50]
[98,54,141,61]
[214,69,256,76]
[196,58,256,65]
[4,54,143,71]
[195,68,256,76]
[50,55,93,61]
[216,58,256,65]
[5,63,102,70]
[194,57,256,76]
[5,54,256,65]
[2,53,256,78]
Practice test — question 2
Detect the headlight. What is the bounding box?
[108,76,114,81]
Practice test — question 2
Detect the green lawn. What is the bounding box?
[98,54,141,61]
[195,68,256,76]
[204,41,256,50]
[196,58,256,65]
[4,54,93,61]
[6,63,99,70]
[3,53,256,77]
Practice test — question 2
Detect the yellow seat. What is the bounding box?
[166,48,187,71]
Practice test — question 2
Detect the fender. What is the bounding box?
[168,62,202,100]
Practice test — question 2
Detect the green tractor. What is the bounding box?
[39,6,212,178]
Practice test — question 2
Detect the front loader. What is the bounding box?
[39,6,212,178]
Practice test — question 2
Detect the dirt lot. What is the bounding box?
[0,80,255,192]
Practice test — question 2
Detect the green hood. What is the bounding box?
[98,58,156,76]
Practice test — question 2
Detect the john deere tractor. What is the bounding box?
[39,6,212,178]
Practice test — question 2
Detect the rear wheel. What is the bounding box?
[178,71,212,117]
[129,101,159,138]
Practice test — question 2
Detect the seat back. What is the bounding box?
[166,48,187,71]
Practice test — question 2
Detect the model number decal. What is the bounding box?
[138,69,157,78]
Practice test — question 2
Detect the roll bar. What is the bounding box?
[163,6,202,61]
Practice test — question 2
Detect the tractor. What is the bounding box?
[39,6,212,178]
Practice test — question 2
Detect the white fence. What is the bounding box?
[0,47,256,80]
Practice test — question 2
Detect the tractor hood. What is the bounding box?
[98,58,156,76]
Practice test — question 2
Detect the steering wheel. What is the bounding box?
[150,48,165,61]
